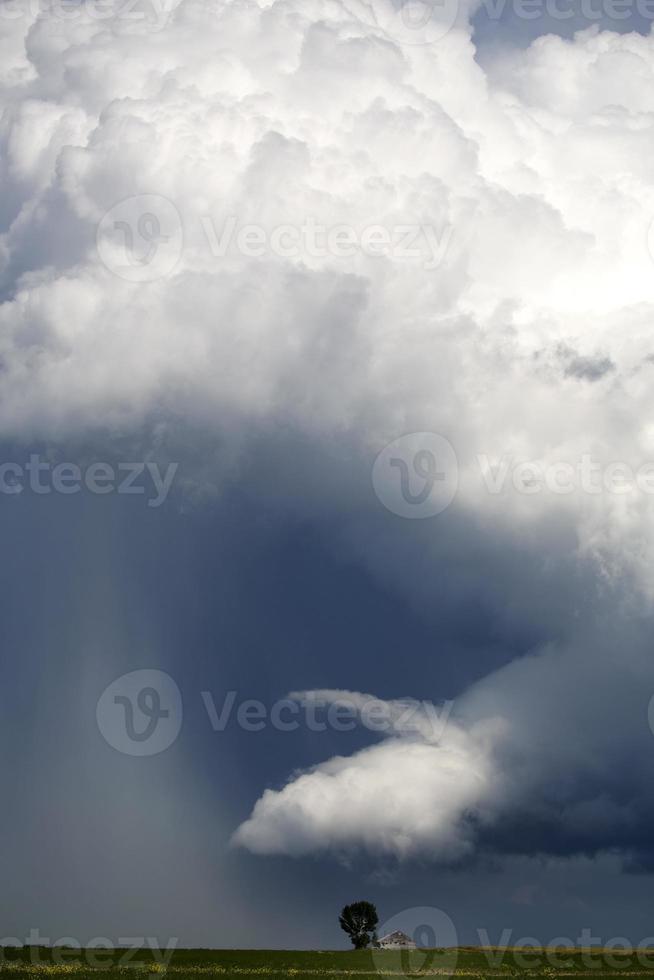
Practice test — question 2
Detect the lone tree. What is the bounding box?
[339,901,379,950]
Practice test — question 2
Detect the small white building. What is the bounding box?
[377,931,417,949]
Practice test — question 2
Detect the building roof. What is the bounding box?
[378,931,416,946]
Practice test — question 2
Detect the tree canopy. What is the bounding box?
[338,901,379,950]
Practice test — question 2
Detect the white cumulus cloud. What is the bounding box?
[3,0,654,863]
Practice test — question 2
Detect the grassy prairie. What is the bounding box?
[2,946,654,980]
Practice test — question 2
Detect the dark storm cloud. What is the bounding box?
[3,0,654,948]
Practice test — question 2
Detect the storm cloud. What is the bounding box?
[3,0,654,886]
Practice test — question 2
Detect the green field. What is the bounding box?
[3,946,654,980]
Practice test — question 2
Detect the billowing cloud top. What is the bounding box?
[3,0,654,865]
